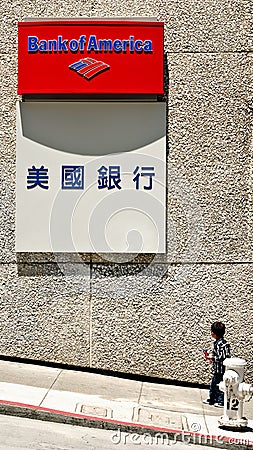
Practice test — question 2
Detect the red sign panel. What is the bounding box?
[18,20,164,95]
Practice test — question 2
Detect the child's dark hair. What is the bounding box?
[211,321,225,338]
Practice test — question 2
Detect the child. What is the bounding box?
[203,321,231,407]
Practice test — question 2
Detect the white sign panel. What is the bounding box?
[16,101,166,253]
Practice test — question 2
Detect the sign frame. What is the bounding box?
[18,19,164,95]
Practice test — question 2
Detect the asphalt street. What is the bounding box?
[0,414,225,450]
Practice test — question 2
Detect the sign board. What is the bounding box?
[18,20,164,95]
[16,101,166,253]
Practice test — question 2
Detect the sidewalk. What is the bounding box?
[0,359,252,448]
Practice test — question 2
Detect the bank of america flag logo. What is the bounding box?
[69,57,110,80]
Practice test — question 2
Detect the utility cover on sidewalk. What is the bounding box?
[75,403,113,418]
[133,407,188,430]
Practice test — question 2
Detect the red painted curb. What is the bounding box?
[0,399,252,447]
[0,399,180,432]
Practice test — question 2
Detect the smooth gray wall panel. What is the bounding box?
[21,102,166,156]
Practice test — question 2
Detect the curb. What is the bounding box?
[0,400,252,450]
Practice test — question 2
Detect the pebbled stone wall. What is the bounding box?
[0,0,252,384]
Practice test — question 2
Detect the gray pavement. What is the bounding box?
[0,415,229,450]
[0,359,252,449]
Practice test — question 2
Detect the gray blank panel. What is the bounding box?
[21,102,166,156]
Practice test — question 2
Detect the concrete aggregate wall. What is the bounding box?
[91,263,253,382]
[0,0,252,384]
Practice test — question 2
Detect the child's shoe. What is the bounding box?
[203,398,214,405]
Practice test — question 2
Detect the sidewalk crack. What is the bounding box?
[39,369,63,407]
[132,381,144,422]
[199,388,209,434]
[137,381,144,405]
